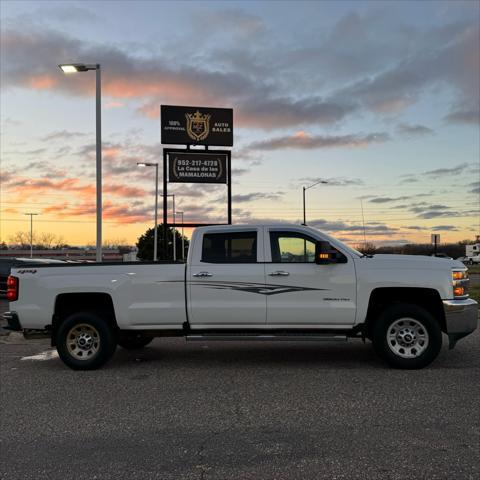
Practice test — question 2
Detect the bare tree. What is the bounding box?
[354,242,377,255]
[9,231,31,249]
[9,231,66,249]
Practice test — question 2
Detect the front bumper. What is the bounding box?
[3,311,21,331]
[443,298,478,349]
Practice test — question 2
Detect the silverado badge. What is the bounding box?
[185,110,211,142]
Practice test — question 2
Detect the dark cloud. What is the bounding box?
[236,97,356,130]
[248,132,389,151]
[24,161,67,178]
[422,163,469,178]
[232,192,283,203]
[369,196,411,204]
[0,27,354,131]
[231,168,250,176]
[444,108,480,125]
[4,147,46,156]
[308,219,398,234]
[431,225,459,231]
[194,9,265,37]
[416,210,459,219]
[333,22,479,115]
[41,130,89,141]
[299,177,364,187]
[398,176,419,184]
[2,10,478,132]
[397,123,434,136]
[409,204,450,214]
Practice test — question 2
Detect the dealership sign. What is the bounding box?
[161,105,233,146]
[169,152,227,184]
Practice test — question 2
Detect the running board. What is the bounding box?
[186,334,348,342]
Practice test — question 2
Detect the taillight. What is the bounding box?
[6,276,18,301]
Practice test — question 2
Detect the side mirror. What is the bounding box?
[315,241,342,265]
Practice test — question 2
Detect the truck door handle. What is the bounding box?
[268,271,290,276]
[193,272,213,278]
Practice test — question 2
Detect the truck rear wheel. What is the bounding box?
[55,312,117,370]
[372,303,442,369]
[118,333,153,350]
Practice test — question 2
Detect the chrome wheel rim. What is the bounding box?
[387,318,429,359]
[66,324,100,360]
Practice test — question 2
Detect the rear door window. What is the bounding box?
[202,232,257,263]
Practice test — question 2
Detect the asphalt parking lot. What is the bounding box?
[1,301,479,480]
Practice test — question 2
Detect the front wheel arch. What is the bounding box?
[363,287,446,339]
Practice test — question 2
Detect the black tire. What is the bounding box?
[372,303,442,369]
[118,333,153,350]
[55,312,117,370]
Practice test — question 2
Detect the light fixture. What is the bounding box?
[58,63,94,73]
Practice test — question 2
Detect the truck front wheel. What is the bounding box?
[55,312,117,370]
[372,303,442,369]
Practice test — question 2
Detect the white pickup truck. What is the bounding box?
[4,224,478,370]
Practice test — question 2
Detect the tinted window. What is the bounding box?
[202,232,257,263]
[270,232,316,263]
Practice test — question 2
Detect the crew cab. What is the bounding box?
[4,224,478,370]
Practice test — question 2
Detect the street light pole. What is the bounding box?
[24,213,38,258]
[59,63,102,262]
[95,64,102,263]
[303,187,306,225]
[176,211,184,261]
[302,180,328,225]
[154,163,158,262]
[172,195,176,262]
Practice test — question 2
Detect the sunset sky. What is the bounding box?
[1,0,479,247]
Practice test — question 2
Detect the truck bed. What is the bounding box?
[10,262,187,330]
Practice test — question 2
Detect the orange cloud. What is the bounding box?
[5,175,147,208]
[43,200,150,224]
[27,74,59,90]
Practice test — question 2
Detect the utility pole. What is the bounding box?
[24,213,38,258]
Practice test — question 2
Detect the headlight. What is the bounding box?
[452,270,468,281]
[452,269,469,298]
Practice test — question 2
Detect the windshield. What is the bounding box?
[307,227,364,258]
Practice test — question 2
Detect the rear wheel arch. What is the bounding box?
[363,287,446,338]
[52,293,118,345]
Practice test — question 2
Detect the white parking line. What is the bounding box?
[21,350,58,361]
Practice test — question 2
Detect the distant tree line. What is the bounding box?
[7,231,69,250]
[5,231,134,253]
[355,239,477,259]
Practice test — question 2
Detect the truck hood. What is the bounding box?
[358,254,465,270]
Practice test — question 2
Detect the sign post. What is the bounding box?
[431,233,440,256]
[160,105,233,260]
